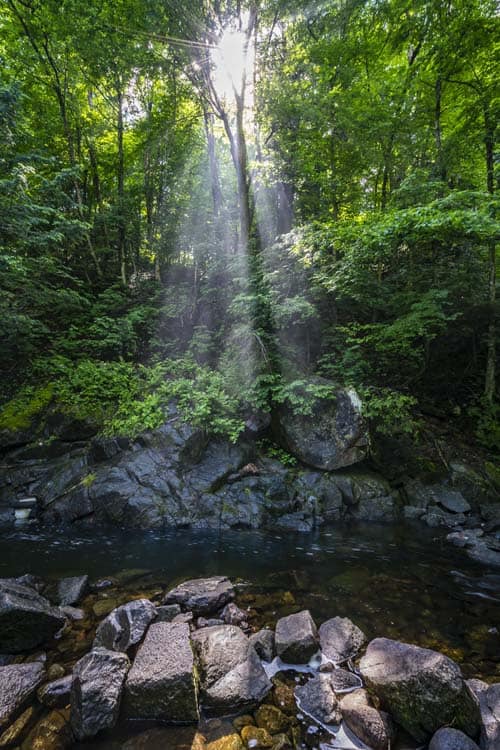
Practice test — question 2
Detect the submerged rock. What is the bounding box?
[70,647,130,740]
[0,662,45,729]
[123,622,198,723]
[295,673,341,725]
[359,638,480,742]
[0,579,66,653]
[340,689,393,750]
[37,675,72,709]
[164,576,234,615]
[428,727,480,750]
[319,616,366,663]
[275,610,319,663]
[93,598,156,652]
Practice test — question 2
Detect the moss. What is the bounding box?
[0,384,54,433]
[81,472,97,488]
[485,461,500,490]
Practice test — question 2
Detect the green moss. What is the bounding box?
[81,472,97,488]
[0,384,54,433]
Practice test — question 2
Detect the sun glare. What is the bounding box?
[212,23,254,102]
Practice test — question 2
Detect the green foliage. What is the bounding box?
[257,439,297,467]
[0,384,54,432]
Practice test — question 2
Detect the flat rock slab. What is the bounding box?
[275,610,319,663]
[319,617,366,663]
[340,689,393,750]
[123,622,198,722]
[295,673,341,725]
[164,576,234,615]
[93,598,156,652]
[360,638,480,742]
[429,727,480,750]
[0,579,66,652]
[0,662,45,729]
[71,647,130,739]
[57,575,88,606]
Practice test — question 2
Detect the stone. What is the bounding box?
[423,506,466,528]
[240,725,274,748]
[164,576,234,615]
[429,727,480,750]
[93,598,156,652]
[206,733,244,750]
[192,624,271,711]
[37,675,72,708]
[249,629,276,662]
[24,707,72,750]
[0,662,45,729]
[254,704,289,733]
[0,579,66,653]
[221,602,247,626]
[47,664,65,681]
[327,667,362,693]
[155,603,181,622]
[56,576,88,606]
[433,489,471,514]
[294,673,341,725]
[340,689,393,750]
[359,638,480,742]
[0,706,34,747]
[467,679,500,750]
[198,617,225,628]
[275,610,319,663]
[70,647,130,740]
[123,622,198,722]
[319,617,366,663]
[274,379,368,470]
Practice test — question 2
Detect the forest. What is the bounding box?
[0,0,499,454]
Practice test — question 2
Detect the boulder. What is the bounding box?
[0,579,66,652]
[294,674,341,725]
[0,662,45,728]
[429,727,480,750]
[467,679,500,750]
[340,689,393,750]
[37,675,72,708]
[249,629,275,662]
[359,638,480,742]
[192,624,271,711]
[319,617,366,663]
[275,610,319,663]
[57,575,88,606]
[274,379,368,470]
[71,648,129,739]
[123,622,198,722]
[93,598,156,652]
[164,576,234,615]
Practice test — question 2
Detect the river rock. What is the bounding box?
[123,622,198,722]
[359,638,480,742]
[71,647,130,739]
[249,629,275,662]
[93,598,156,652]
[340,689,393,750]
[429,727,480,750]
[0,662,45,728]
[192,624,271,711]
[57,575,88,606]
[0,579,66,652]
[37,675,72,708]
[319,617,366,663]
[155,603,181,622]
[275,610,319,663]
[164,576,234,615]
[467,679,500,749]
[275,380,368,470]
[295,673,341,725]
[327,667,362,692]
[221,602,247,626]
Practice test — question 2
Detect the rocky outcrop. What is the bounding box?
[123,622,198,723]
[359,638,480,742]
[275,610,319,663]
[319,617,366,663]
[93,598,156,652]
[0,579,66,652]
[71,647,130,739]
[164,576,234,615]
[0,662,45,728]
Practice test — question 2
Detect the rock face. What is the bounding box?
[0,579,66,652]
[319,617,366,663]
[275,610,319,663]
[467,679,500,749]
[93,598,157,652]
[71,647,130,739]
[0,662,45,729]
[123,622,198,723]
[295,674,341,725]
[359,638,480,742]
[164,576,234,615]
[428,727,480,750]
[57,575,88,606]
[340,689,393,750]
[275,380,368,471]
[192,625,271,711]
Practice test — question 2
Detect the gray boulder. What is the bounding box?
[429,727,480,750]
[359,638,480,742]
[71,647,130,740]
[319,617,366,663]
[192,624,271,711]
[274,379,368,470]
[0,579,66,652]
[57,575,88,606]
[340,689,393,750]
[37,674,72,708]
[123,622,198,722]
[249,628,275,662]
[275,610,319,663]
[0,662,45,728]
[467,679,500,749]
[295,673,341,725]
[164,576,234,615]
[93,598,156,652]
